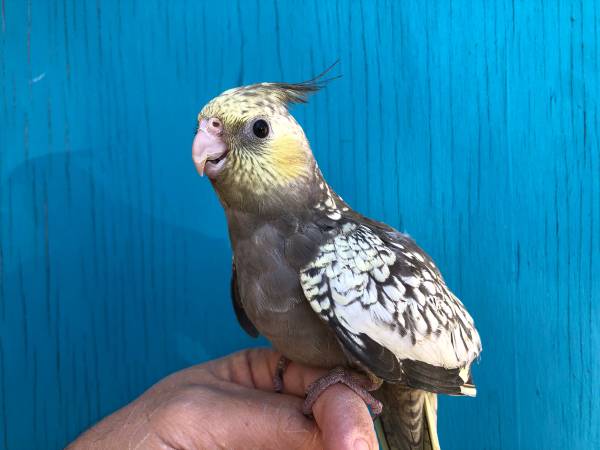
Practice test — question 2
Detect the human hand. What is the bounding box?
[67,348,378,449]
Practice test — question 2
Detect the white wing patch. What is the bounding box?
[300,223,482,369]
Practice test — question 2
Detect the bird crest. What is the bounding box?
[200,62,340,120]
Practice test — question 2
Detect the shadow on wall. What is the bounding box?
[1,150,262,448]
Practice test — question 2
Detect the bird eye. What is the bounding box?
[252,119,269,138]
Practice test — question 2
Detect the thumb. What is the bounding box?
[311,383,379,450]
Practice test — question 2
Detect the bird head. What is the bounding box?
[192,76,330,213]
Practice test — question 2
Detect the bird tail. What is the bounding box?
[374,384,440,450]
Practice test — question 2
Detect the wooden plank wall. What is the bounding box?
[0,1,598,448]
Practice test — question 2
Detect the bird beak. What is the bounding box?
[192,118,228,178]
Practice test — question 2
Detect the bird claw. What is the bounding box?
[302,367,383,418]
[272,356,290,393]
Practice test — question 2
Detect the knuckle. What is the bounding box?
[154,386,206,425]
[152,387,216,449]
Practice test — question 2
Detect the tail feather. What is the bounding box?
[401,359,476,397]
[374,384,440,450]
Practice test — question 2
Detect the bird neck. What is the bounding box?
[224,168,350,251]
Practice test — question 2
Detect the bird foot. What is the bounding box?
[302,367,383,418]
[272,356,290,393]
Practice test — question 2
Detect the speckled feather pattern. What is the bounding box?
[201,80,482,401]
[300,216,482,371]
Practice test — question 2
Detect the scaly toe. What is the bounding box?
[302,367,383,418]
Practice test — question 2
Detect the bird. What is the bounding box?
[192,67,482,450]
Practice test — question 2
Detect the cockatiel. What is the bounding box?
[192,71,482,450]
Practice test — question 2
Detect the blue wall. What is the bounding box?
[1,1,599,449]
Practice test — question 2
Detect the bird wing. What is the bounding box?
[299,220,481,393]
[231,259,259,338]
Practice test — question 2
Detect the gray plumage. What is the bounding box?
[194,76,482,450]
[228,180,480,388]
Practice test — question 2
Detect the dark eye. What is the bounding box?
[252,119,269,138]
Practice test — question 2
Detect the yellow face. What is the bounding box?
[194,83,318,211]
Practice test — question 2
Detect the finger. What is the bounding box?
[192,348,281,389]
[269,358,331,397]
[311,384,378,450]
[236,348,331,396]
[205,348,329,397]
[176,385,322,450]
[228,389,321,450]
[199,349,378,448]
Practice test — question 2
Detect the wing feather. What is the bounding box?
[299,220,482,388]
[231,260,259,338]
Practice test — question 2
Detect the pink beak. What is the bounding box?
[192,117,228,178]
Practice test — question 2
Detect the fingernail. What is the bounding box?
[354,438,370,450]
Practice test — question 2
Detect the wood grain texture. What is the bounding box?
[0,1,598,449]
